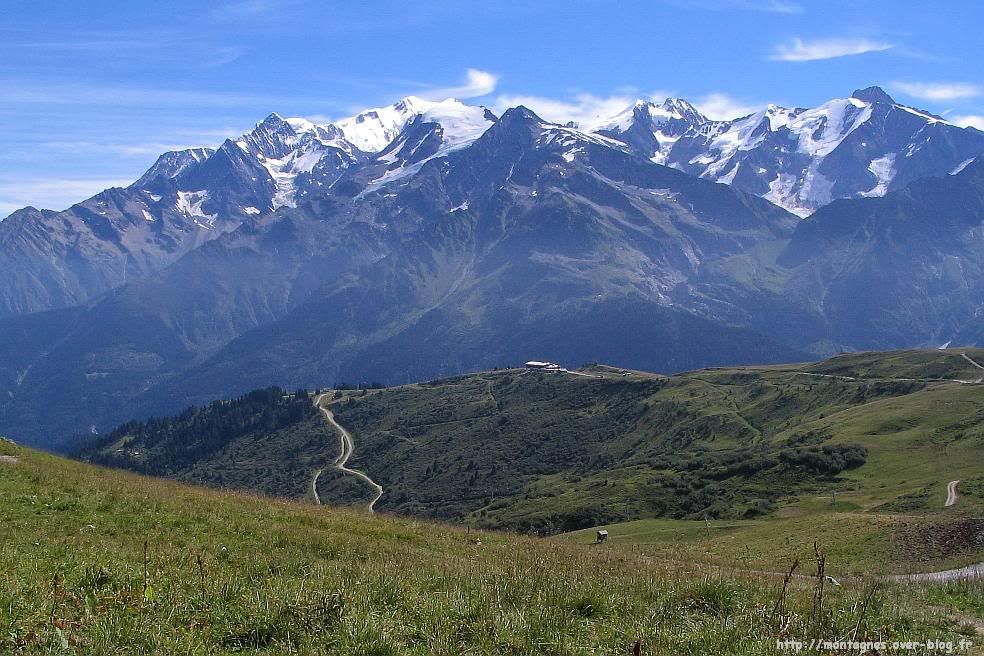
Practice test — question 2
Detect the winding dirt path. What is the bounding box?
[945,480,960,507]
[635,552,984,585]
[961,352,984,370]
[312,394,383,513]
[788,371,984,385]
[886,561,983,583]
[960,352,984,383]
[310,468,323,504]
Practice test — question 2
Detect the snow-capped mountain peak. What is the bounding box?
[133,147,215,188]
[851,86,896,105]
[124,95,504,213]
[365,99,497,188]
[236,112,302,159]
[658,97,708,124]
[587,97,707,134]
[588,97,708,164]
[589,88,984,216]
[332,96,440,154]
[414,98,496,148]
[121,86,984,220]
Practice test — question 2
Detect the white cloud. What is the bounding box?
[891,82,981,101]
[205,46,246,68]
[422,69,499,100]
[0,37,152,50]
[492,92,638,126]
[952,115,984,131]
[0,33,246,69]
[0,81,279,108]
[0,177,135,217]
[0,79,353,114]
[771,37,893,62]
[693,94,761,120]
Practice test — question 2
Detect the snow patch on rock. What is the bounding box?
[862,154,897,197]
[176,191,216,226]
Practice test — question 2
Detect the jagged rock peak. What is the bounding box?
[851,86,896,105]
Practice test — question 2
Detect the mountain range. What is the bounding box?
[591,86,984,216]
[2,86,984,449]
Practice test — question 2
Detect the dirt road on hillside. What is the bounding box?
[886,561,983,583]
[960,352,984,383]
[311,394,383,513]
[945,480,960,507]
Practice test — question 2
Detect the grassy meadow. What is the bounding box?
[2,439,981,654]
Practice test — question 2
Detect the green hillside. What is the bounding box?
[2,440,981,654]
[86,351,984,533]
[82,349,984,566]
[83,387,332,499]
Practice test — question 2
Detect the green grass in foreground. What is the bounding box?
[2,440,981,655]
[565,511,983,578]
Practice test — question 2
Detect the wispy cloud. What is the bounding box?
[0,31,245,67]
[0,37,153,50]
[952,115,984,131]
[422,69,499,100]
[771,37,893,62]
[891,81,981,101]
[693,93,762,120]
[0,79,344,111]
[204,46,246,68]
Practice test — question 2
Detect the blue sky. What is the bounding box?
[2,0,983,216]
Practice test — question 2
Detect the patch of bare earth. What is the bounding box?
[893,518,984,562]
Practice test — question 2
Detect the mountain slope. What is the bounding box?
[777,156,984,348]
[0,185,246,317]
[5,86,979,321]
[0,98,493,320]
[0,198,396,449]
[0,107,806,448]
[5,93,984,448]
[156,107,800,400]
[673,153,984,356]
[82,349,984,541]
